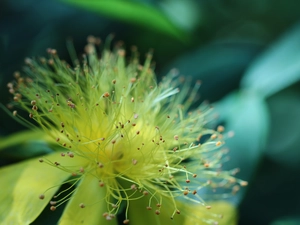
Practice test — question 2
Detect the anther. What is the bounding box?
[80,167,84,173]
[61,153,65,157]
[123,219,130,224]
[39,194,45,200]
[183,190,189,195]
[143,191,149,196]
[39,158,44,163]
[131,97,134,102]
[103,92,110,97]
[217,126,225,132]
[186,179,190,183]
[13,110,17,116]
[174,135,179,140]
[50,201,56,205]
[193,174,197,178]
[146,206,152,210]
[130,78,136,83]
[206,206,211,209]
[31,100,36,105]
[99,181,105,187]
[112,79,116,84]
[240,181,248,186]
[79,203,85,208]
[155,210,160,215]
[50,206,56,211]
[29,113,34,118]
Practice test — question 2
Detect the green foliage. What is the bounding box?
[61,0,187,41]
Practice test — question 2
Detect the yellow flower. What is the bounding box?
[0,37,246,225]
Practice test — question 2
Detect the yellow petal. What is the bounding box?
[128,195,185,225]
[0,152,84,225]
[183,201,237,225]
[59,174,116,225]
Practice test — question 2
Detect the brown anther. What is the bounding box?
[193,174,197,178]
[62,143,66,147]
[155,210,160,215]
[206,206,211,209]
[80,167,84,173]
[132,123,136,126]
[54,162,60,166]
[118,49,125,57]
[156,203,161,207]
[79,203,85,208]
[61,153,65,157]
[103,92,110,97]
[29,113,34,118]
[112,140,116,144]
[204,163,209,168]
[39,158,44,163]
[56,138,60,142]
[32,105,38,111]
[39,194,45,200]
[143,191,149,196]
[132,159,138,165]
[174,135,179,140]
[146,206,152,210]
[50,206,56,211]
[31,100,36,105]
[112,79,116,84]
[217,125,225,132]
[186,179,190,183]
[192,190,197,195]
[123,219,130,224]
[216,141,222,146]
[130,78,136,83]
[240,181,248,186]
[211,134,217,139]
[131,184,137,190]
[176,210,180,214]
[131,97,134,102]
[72,172,77,176]
[183,190,189,195]
[98,162,103,168]
[99,181,105,187]
[61,122,65,127]
[68,152,74,158]
[136,131,140,135]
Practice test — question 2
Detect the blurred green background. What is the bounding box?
[1,0,300,224]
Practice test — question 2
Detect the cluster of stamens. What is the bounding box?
[7,36,247,224]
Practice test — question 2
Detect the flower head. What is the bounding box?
[5,37,246,224]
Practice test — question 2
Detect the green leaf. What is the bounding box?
[213,91,270,204]
[241,23,300,98]
[60,0,186,41]
[264,86,300,168]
